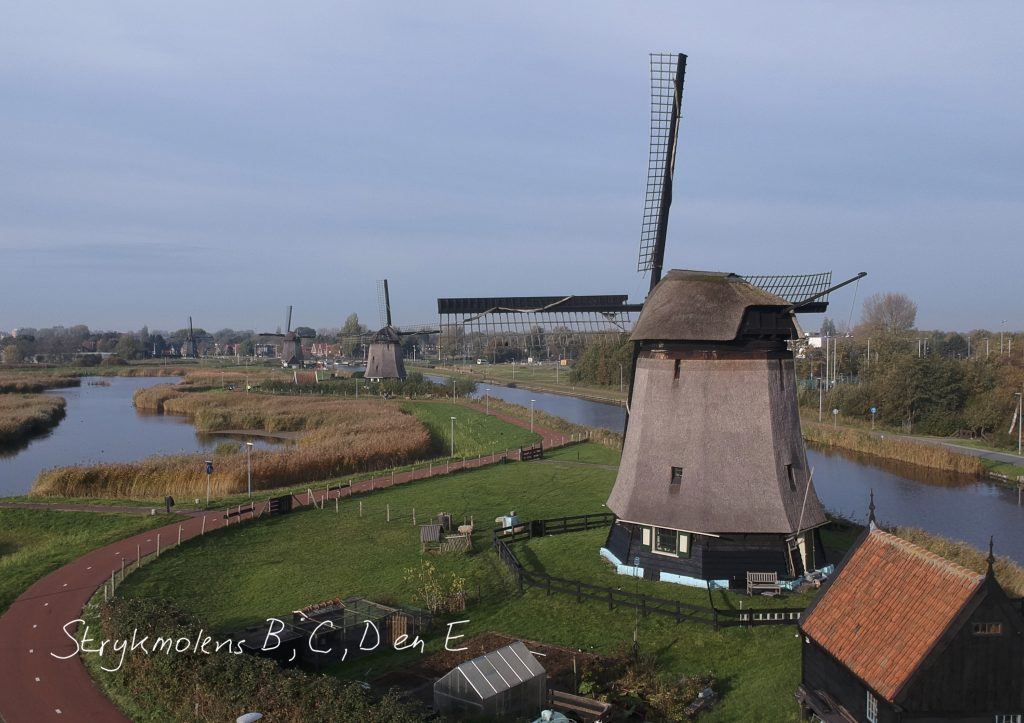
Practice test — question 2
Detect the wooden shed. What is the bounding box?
[603,271,829,587]
[797,523,1024,721]
[433,640,547,720]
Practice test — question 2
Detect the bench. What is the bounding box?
[746,571,781,596]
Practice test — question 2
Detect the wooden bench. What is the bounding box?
[746,571,781,596]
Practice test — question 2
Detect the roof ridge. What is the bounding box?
[871,528,983,587]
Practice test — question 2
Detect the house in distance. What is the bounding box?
[797,510,1024,721]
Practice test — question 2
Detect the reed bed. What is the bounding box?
[32,389,431,499]
[0,373,80,393]
[0,394,67,444]
[803,423,985,475]
[894,527,1024,597]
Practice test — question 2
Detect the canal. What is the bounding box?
[0,377,278,497]
[450,377,1024,565]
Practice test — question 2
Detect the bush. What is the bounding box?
[94,597,425,722]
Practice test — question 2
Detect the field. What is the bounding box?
[0,508,179,612]
[0,372,80,393]
[0,394,67,444]
[118,444,818,720]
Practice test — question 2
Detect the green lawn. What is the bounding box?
[0,508,181,612]
[402,400,540,458]
[117,447,823,720]
[412,362,628,404]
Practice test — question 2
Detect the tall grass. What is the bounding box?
[0,373,79,393]
[803,422,985,475]
[894,527,1024,597]
[0,394,66,444]
[32,388,431,499]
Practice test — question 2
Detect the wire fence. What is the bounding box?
[491,514,806,630]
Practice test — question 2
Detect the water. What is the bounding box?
[439,375,1024,564]
[0,377,278,496]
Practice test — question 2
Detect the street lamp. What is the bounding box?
[450,416,456,457]
[485,387,491,415]
[245,441,254,498]
[618,362,624,393]
[1015,392,1022,456]
[530,399,536,432]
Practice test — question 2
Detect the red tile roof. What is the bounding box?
[801,528,983,702]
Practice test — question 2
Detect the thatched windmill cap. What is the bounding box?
[631,270,792,342]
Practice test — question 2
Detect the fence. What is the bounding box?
[492,514,806,630]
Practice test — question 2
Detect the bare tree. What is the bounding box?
[859,292,917,336]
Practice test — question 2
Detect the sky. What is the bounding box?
[2,2,1022,333]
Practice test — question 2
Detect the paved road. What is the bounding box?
[0,402,567,723]
[871,431,1024,468]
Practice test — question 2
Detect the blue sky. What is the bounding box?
[2,2,1021,332]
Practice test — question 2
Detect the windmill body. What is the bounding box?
[260,305,313,368]
[182,316,199,359]
[601,270,830,587]
[364,326,407,381]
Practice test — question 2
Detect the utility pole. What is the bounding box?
[245,441,254,498]
[619,362,624,393]
[1015,391,1022,457]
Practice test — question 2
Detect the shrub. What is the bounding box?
[94,597,425,722]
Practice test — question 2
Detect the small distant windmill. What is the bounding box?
[342,280,438,381]
[260,305,314,368]
[182,317,199,359]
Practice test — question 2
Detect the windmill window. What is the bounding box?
[673,359,681,379]
[653,527,678,554]
[973,622,1003,636]
[994,716,1023,723]
[866,691,878,723]
[670,466,683,486]
[786,464,797,491]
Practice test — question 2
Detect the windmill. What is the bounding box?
[260,306,314,368]
[436,53,866,587]
[357,280,438,381]
[182,317,199,359]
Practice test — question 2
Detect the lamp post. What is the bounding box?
[1015,392,1022,456]
[245,441,254,498]
[204,460,213,507]
[530,399,536,432]
[618,362,624,393]
[450,416,456,457]
[485,387,491,415]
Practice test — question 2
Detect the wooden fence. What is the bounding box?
[492,513,805,630]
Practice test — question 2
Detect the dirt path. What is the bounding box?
[0,409,569,723]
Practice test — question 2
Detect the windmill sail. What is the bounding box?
[637,53,687,292]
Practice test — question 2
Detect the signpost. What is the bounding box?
[204,460,213,506]
[870,407,877,431]
[832,408,839,429]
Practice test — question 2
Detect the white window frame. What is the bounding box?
[652,527,678,556]
[866,690,878,723]
[994,715,1023,723]
[678,531,690,555]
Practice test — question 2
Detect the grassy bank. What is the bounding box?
[803,422,986,475]
[477,396,623,449]
[0,508,179,612]
[0,394,66,445]
[0,373,80,393]
[413,361,628,404]
[33,389,432,499]
[403,400,539,457]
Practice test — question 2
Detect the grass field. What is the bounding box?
[0,508,180,612]
[118,444,818,720]
[402,400,540,457]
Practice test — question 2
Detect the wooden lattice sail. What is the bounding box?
[602,270,831,588]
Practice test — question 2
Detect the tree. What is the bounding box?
[293,326,316,338]
[820,317,837,337]
[338,313,367,357]
[859,292,917,337]
[115,334,139,360]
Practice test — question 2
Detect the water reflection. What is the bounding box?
[0,376,278,496]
